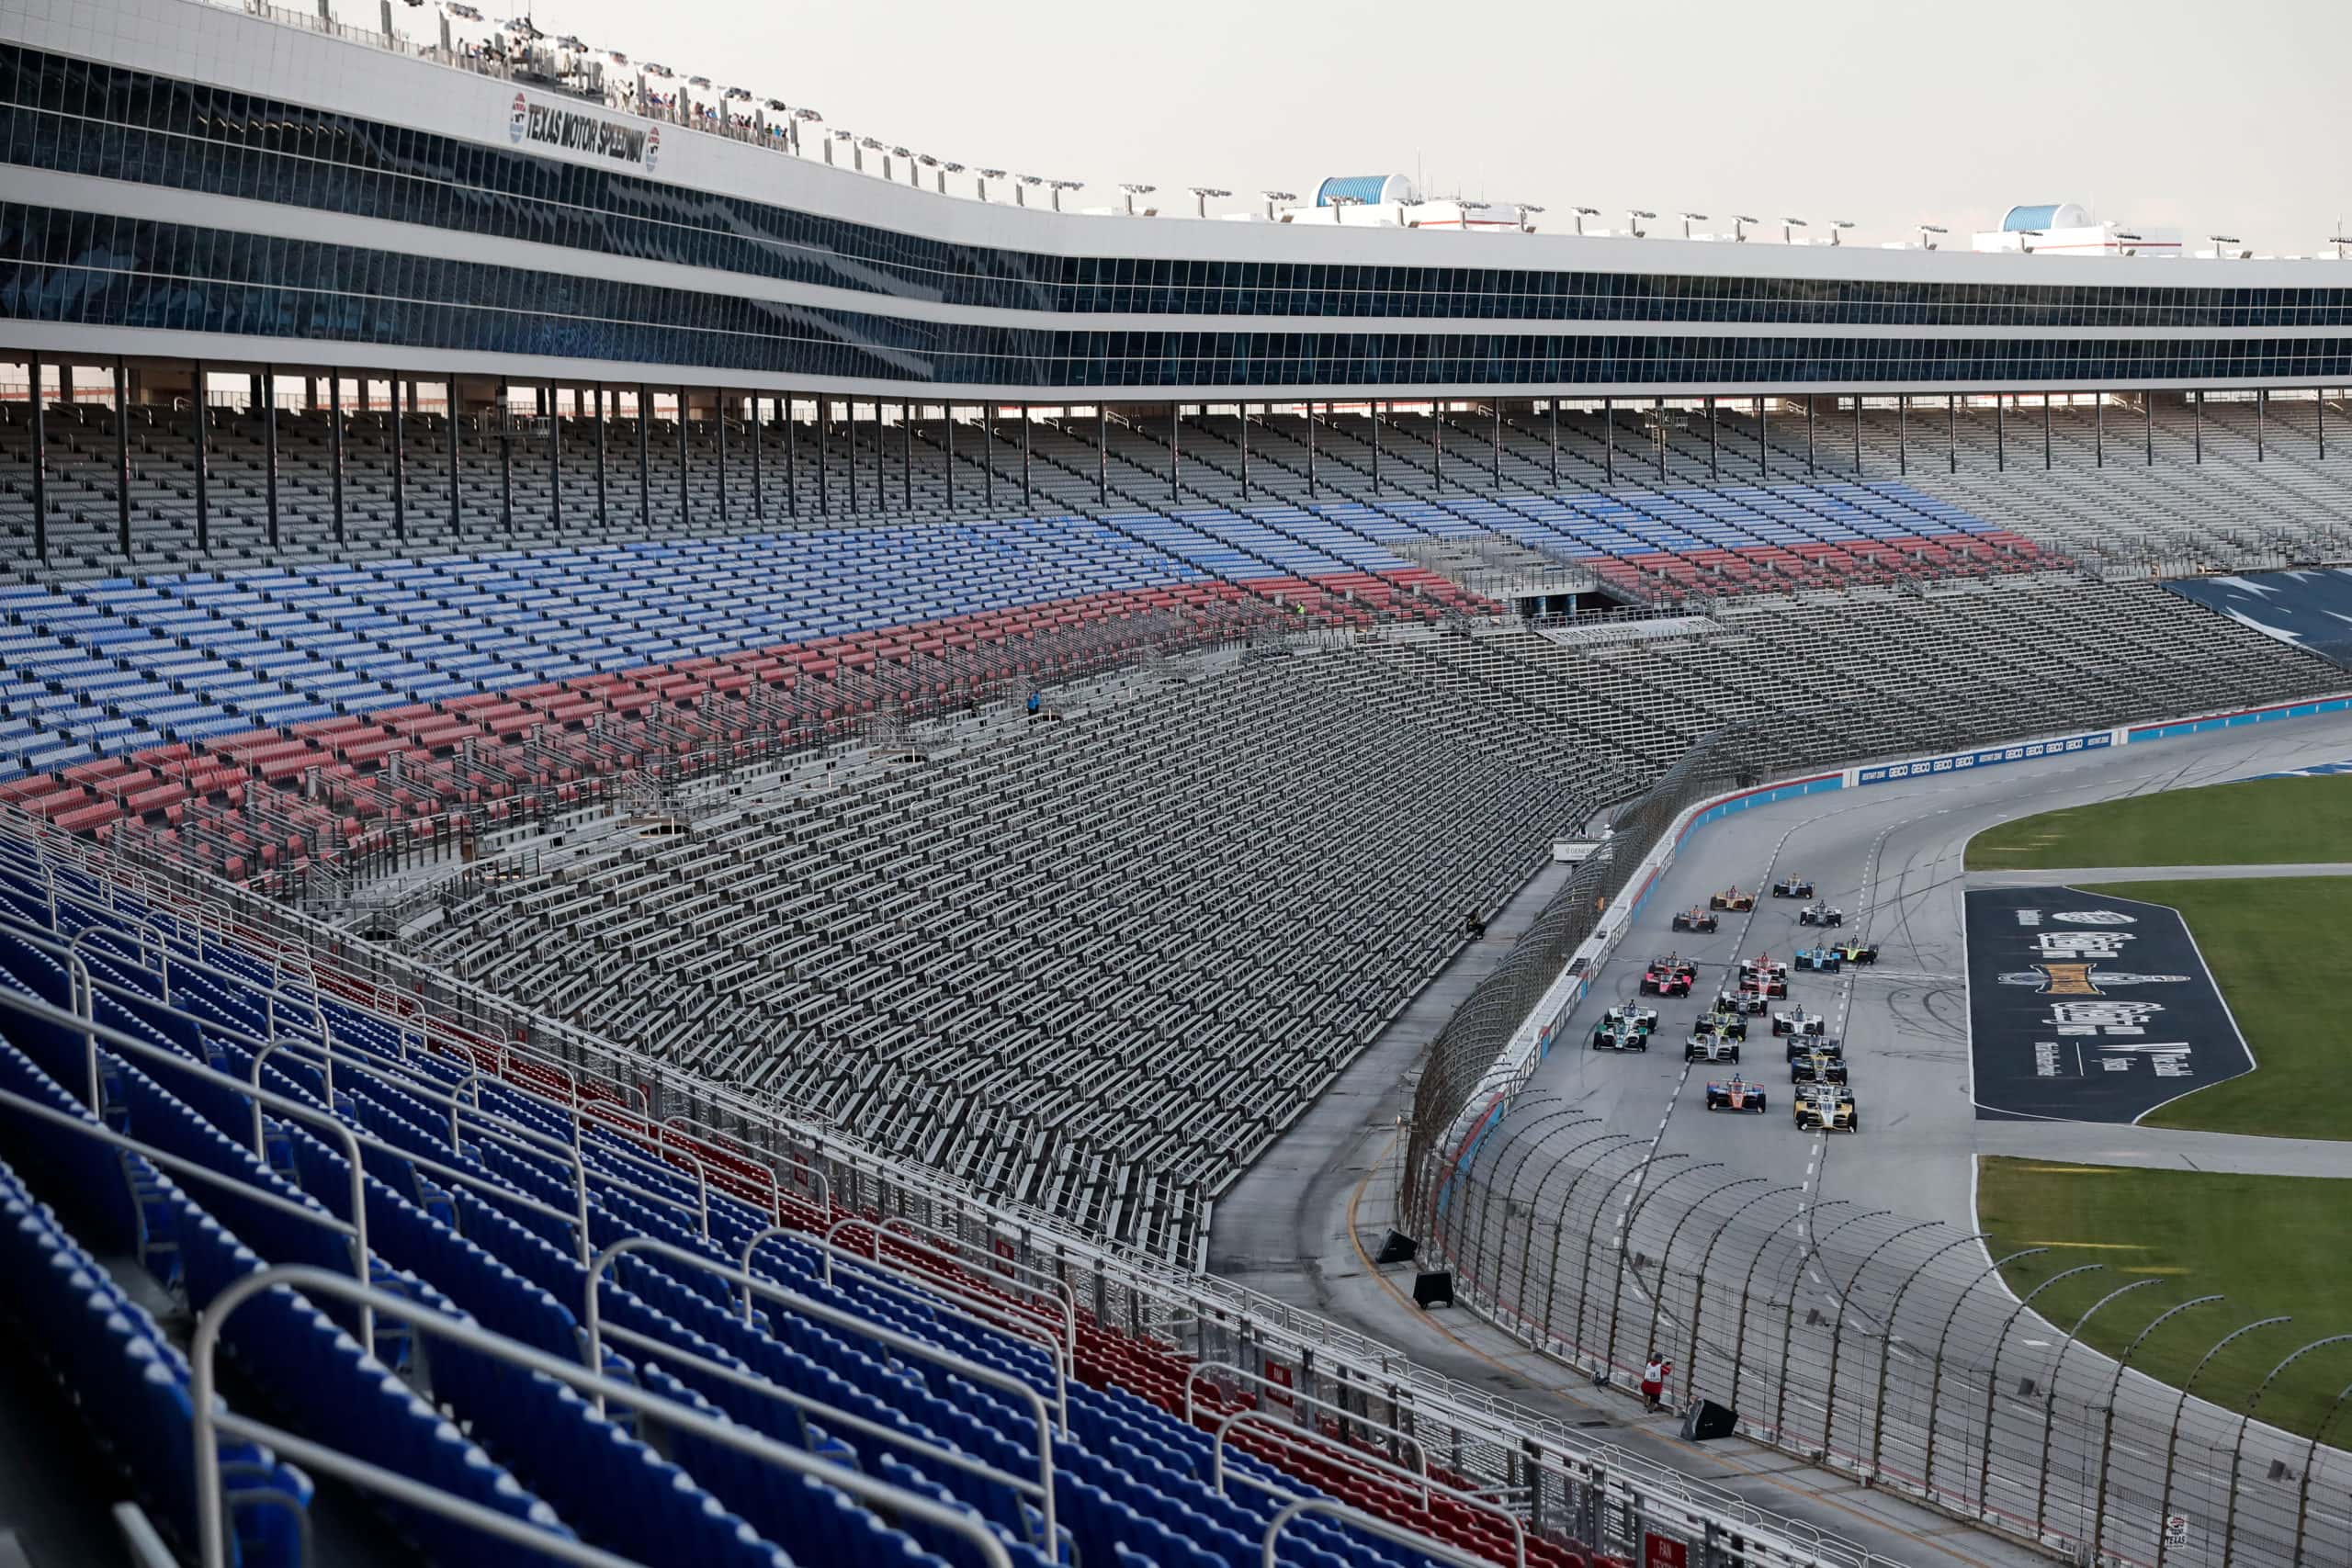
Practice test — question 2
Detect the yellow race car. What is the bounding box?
[1710,886,1757,912]
[1792,1086,1860,1132]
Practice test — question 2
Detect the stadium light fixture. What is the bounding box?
[1917,222,1947,251]
[1830,219,1854,246]
[1519,202,1544,232]
[1781,215,1808,244]
[1570,205,1600,234]
[1119,182,1158,215]
[1261,189,1298,220]
[1188,186,1231,219]
[1017,175,1048,208]
[1626,209,1656,238]
[2332,235,2352,260]
[1679,210,1708,240]
[975,168,1007,201]
[1051,178,1085,212]
[787,106,820,155]
[892,145,917,186]
[1732,215,1760,243]
[2208,233,2241,259]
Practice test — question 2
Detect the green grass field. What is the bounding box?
[2075,877,2352,1140]
[1966,774,2352,870]
[1977,1157,2352,1440]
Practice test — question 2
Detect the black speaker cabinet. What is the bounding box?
[1411,1270,1454,1309]
[1374,1230,1418,1265]
[1683,1397,1737,1441]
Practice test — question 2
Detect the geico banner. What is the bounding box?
[1855,729,2112,786]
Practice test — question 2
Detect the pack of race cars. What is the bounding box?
[1587,870,1867,1133]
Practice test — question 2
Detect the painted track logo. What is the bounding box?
[1997,966,2190,994]
[509,92,527,144]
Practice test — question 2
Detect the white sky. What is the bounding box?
[350,0,2348,254]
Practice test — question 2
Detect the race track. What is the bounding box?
[1439,712,2352,1567]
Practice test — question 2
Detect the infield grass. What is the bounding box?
[2075,877,2352,1141]
[1978,1156,2352,1440]
[1966,773,2352,870]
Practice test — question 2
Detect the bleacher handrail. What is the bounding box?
[190,1262,1015,1568]
[1209,1407,1528,1568]
[581,1234,1058,1545]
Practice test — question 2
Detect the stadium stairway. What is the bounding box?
[0,829,1610,1568]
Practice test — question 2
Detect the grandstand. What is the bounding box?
[6,0,2352,1562]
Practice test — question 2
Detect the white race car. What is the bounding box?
[1770,1010,1827,1038]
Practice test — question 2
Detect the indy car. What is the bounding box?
[1592,1018,1651,1053]
[1641,955,1697,998]
[1738,974,1789,1004]
[1771,876,1815,899]
[1793,1086,1860,1132]
[1686,1031,1741,1064]
[1832,938,1880,965]
[1600,1003,1659,1037]
[1770,1009,1827,1038]
[1785,1033,1844,1066]
[1692,1008,1748,1041]
[1797,903,1844,929]
[1738,953,1789,984]
[1789,1048,1849,1085]
[1793,946,1842,974]
[1670,906,1721,934]
[1705,1076,1770,1113]
[1710,886,1757,912]
[1715,987,1770,1016]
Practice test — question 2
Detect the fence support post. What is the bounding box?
[1684,1183,1798,1401]
[1822,1220,1941,1461]
[1577,1154,1688,1378]
[2033,1278,2164,1536]
[1774,1208,1890,1446]
[1607,1161,1722,1376]
[2290,1380,2352,1566]
[2222,1335,2352,1568]
[2087,1294,2222,1559]
[1533,1135,1641,1351]
[1735,1201,1846,1414]
[1648,1176,1768,1373]
[1869,1232,1988,1478]
[1976,1264,2106,1520]
[2156,1317,2291,1568]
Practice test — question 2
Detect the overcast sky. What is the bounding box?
[363,0,2348,254]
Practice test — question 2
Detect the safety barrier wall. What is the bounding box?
[2127,692,2352,742]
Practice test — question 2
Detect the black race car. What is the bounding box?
[1771,876,1815,899]
[1785,1033,1844,1066]
[1670,906,1721,934]
[1789,1048,1849,1085]
[1691,1008,1748,1041]
[1716,987,1770,1017]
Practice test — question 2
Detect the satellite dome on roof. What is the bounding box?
[1315,174,1419,208]
[2001,202,2092,232]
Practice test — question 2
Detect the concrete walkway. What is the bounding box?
[1966,861,2352,888]
[1975,1120,2352,1177]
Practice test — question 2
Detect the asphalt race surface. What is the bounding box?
[1214,709,2352,1568]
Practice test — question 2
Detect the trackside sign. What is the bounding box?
[1855,729,2111,786]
